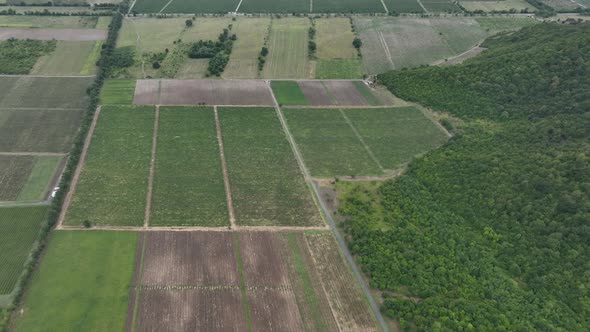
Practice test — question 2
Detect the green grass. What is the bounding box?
[0,108,83,153]
[475,17,538,32]
[100,80,136,104]
[282,108,381,177]
[13,231,137,332]
[162,0,239,13]
[271,81,308,105]
[30,41,99,75]
[150,107,228,226]
[0,16,99,28]
[0,206,47,294]
[343,107,449,168]
[17,156,62,202]
[239,0,309,13]
[263,18,309,79]
[65,105,154,226]
[224,17,271,79]
[0,39,56,75]
[315,59,362,79]
[233,233,252,332]
[0,155,35,201]
[422,0,463,12]
[383,0,424,12]
[218,107,322,226]
[0,76,92,109]
[313,0,385,13]
[315,18,357,60]
[353,81,381,105]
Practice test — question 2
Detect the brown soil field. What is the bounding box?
[140,231,239,286]
[0,155,34,200]
[135,288,246,332]
[134,79,275,106]
[298,80,335,106]
[323,81,369,106]
[0,27,106,41]
[132,79,159,105]
[247,288,304,332]
[238,232,290,286]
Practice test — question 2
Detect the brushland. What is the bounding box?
[340,23,590,330]
[0,6,126,330]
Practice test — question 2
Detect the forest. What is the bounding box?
[339,22,590,331]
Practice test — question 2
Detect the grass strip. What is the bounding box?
[233,232,252,332]
[353,81,381,106]
[130,232,148,332]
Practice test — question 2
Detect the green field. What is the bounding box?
[133,0,238,13]
[0,39,56,75]
[0,108,83,152]
[218,107,322,226]
[0,206,47,294]
[475,17,538,32]
[315,59,362,79]
[315,17,357,59]
[263,18,309,79]
[150,107,229,226]
[422,0,463,12]
[383,0,424,12]
[0,15,100,28]
[283,108,381,177]
[271,81,308,106]
[13,231,137,332]
[100,80,136,104]
[0,156,34,201]
[65,106,154,227]
[224,17,271,78]
[30,41,101,75]
[239,0,310,13]
[460,0,534,11]
[284,107,448,176]
[0,76,91,109]
[313,0,385,12]
[16,156,62,202]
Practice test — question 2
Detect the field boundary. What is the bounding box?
[214,106,236,229]
[59,225,329,232]
[56,106,102,229]
[158,0,176,13]
[379,0,389,13]
[0,152,66,156]
[143,105,160,228]
[378,32,395,70]
[338,108,385,172]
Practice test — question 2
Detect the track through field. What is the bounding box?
[214,106,236,229]
[338,108,385,172]
[143,105,159,228]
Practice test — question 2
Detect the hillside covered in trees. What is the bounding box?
[339,23,590,331]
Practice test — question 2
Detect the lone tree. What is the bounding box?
[353,37,362,49]
[185,19,193,27]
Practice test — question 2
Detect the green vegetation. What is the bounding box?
[315,59,362,79]
[271,81,308,105]
[313,0,385,13]
[133,0,238,13]
[100,79,136,104]
[340,23,590,330]
[263,17,309,79]
[17,156,62,202]
[151,107,228,226]
[352,81,380,105]
[13,231,137,332]
[475,17,539,32]
[224,17,270,78]
[239,0,309,13]
[0,39,56,75]
[0,155,36,201]
[0,108,83,152]
[65,105,154,226]
[30,41,100,76]
[218,107,322,226]
[0,76,92,109]
[0,206,47,294]
[0,16,99,28]
[383,0,424,12]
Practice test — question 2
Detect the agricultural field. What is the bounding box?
[383,0,424,12]
[0,206,47,295]
[460,0,535,11]
[0,27,106,41]
[422,0,463,12]
[272,80,393,106]
[539,0,587,10]
[132,0,238,13]
[0,108,83,153]
[263,17,310,79]
[223,17,271,78]
[218,107,322,226]
[312,0,385,12]
[475,17,539,32]
[13,231,137,332]
[150,107,229,227]
[238,0,310,13]
[355,17,497,73]
[30,40,102,75]
[284,106,448,177]
[134,79,275,105]
[100,79,137,104]
[0,6,113,14]
[0,15,102,29]
[271,81,308,106]
[0,39,55,75]
[126,231,378,331]
[313,17,361,79]
[0,155,62,201]
[65,105,155,227]
[0,76,91,109]
[316,59,362,79]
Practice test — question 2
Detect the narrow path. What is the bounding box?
[127,0,138,14]
[266,80,390,332]
[309,0,313,13]
[378,32,395,70]
[214,106,237,229]
[56,106,101,229]
[0,152,66,156]
[143,105,159,228]
[339,108,385,172]
[234,0,245,13]
[379,0,389,13]
[416,0,429,13]
[158,0,176,13]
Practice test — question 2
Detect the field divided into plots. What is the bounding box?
[0,206,47,295]
[65,105,155,227]
[314,17,361,79]
[150,107,229,227]
[0,76,91,109]
[100,80,137,104]
[218,107,322,226]
[284,107,449,177]
[30,40,102,75]
[13,231,137,332]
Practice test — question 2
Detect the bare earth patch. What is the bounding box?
[298,80,334,106]
[323,80,369,106]
[0,28,106,41]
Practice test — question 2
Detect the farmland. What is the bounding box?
[0,155,62,201]
[100,79,136,104]
[460,0,535,11]
[0,206,47,295]
[150,107,229,227]
[239,0,310,13]
[383,0,424,12]
[0,39,55,75]
[0,16,101,29]
[218,107,322,226]
[13,231,137,332]
[65,105,155,227]
[0,76,91,109]
[271,80,394,106]
[271,81,308,106]
[312,0,385,13]
[263,17,310,79]
[30,40,102,75]
[283,106,448,177]
[224,17,271,78]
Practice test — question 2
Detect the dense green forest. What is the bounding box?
[339,23,590,331]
